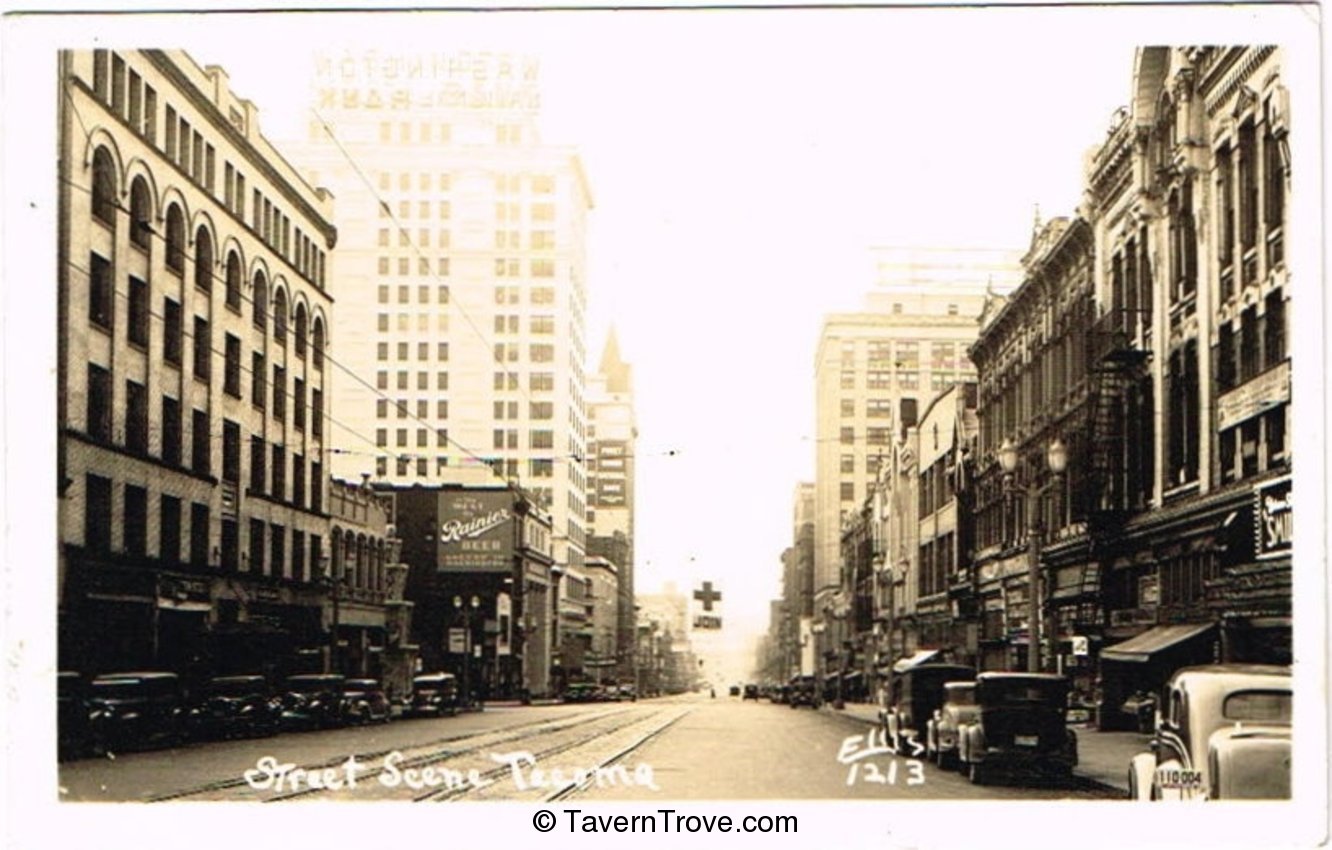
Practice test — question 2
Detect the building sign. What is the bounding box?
[693,615,722,630]
[1254,476,1292,560]
[447,628,467,654]
[1139,575,1159,607]
[436,490,514,573]
[1217,361,1290,430]
[314,51,541,113]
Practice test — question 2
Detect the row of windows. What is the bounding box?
[494,285,557,305]
[377,427,451,449]
[375,370,450,391]
[378,171,452,192]
[379,225,451,245]
[84,474,324,580]
[493,314,556,334]
[495,230,556,250]
[492,343,556,363]
[89,51,327,290]
[377,341,451,362]
[375,398,450,420]
[87,156,329,361]
[839,427,895,447]
[1216,291,1286,392]
[85,363,323,508]
[377,256,451,277]
[492,429,555,450]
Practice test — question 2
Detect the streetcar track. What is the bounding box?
[414,707,677,802]
[544,707,691,802]
[145,705,633,802]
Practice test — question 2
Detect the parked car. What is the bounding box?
[617,684,638,702]
[88,672,188,753]
[58,672,94,760]
[772,683,790,704]
[562,682,601,703]
[407,673,459,718]
[957,672,1078,785]
[1128,664,1291,801]
[343,679,392,724]
[728,684,741,697]
[788,675,821,709]
[881,663,976,752]
[743,683,760,701]
[188,675,282,740]
[926,681,979,770]
[280,674,348,731]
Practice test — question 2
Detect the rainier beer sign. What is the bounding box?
[436,490,515,572]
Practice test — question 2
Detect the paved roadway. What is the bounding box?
[58,693,1121,802]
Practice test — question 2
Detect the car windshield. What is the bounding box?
[1223,689,1291,722]
[946,687,977,706]
[982,681,1066,706]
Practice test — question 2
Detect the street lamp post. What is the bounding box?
[998,437,1067,673]
[453,594,481,708]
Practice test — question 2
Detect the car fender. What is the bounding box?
[1207,725,1291,800]
[961,723,984,763]
[1128,752,1156,801]
[924,719,937,755]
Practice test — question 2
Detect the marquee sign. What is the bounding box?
[692,581,723,630]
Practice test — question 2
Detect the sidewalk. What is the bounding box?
[825,702,1145,793]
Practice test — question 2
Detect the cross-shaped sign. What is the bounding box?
[694,581,722,612]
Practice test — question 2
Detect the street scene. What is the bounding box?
[58,692,1130,802]
[30,6,1312,822]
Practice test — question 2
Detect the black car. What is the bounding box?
[280,674,348,731]
[407,673,459,717]
[88,672,188,753]
[956,672,1078,785]
[58,672,94,760]
[788,675,821,708]
[743,684,760,701]
[345,679,392,724]
[562,682,600,703]
[188,675,282,740]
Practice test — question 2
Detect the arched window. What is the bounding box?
[129,176,152,250]
[295,303,308,359]
[252,271,268,330]
[225,252,242,310]
[194,226,213,292]
[273,289,288,344]
[312,317,325,370]
[164,204,185,273]
[91,147,117,226]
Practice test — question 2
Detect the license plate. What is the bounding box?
[1015,735,1039,747]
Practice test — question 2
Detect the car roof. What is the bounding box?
[208,675,266,683]
[345,679,381,687]
[415,672,456,681]
[287,674,344,682]
[93,671,179,682]
[1171,664,1291,697]
[976,671,1067,681]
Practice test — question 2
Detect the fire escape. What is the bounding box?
[1081,307,1151,632]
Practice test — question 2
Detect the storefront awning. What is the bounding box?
[892,649,941,674]
[1100,622,1215,663]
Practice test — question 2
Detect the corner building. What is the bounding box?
[57,50,337,678]
[285,51,593,585]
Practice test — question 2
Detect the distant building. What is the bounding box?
[586,327,637,680]
[584,556,620,681]
[813,274,1008,640]
[327,478,395,678]
[57,49,336,681]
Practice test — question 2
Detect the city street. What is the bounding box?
[59,693,1123,802]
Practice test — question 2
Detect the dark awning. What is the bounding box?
[1101,622,1215,663]
[892,649,941,674]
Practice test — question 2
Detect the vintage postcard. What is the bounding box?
[2,3,1326,849]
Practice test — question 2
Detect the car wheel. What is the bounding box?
[968,762,987,786]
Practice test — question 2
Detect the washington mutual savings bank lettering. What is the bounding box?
[437,506,513,572]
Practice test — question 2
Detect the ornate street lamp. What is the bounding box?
[453,594,481,708]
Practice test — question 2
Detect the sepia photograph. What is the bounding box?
[1,3,1326,849]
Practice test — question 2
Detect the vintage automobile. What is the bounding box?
[617,684,638,702]
[58,672,94,761]
[728,684,741,697]
[562,682,601,703]
[925,681,979,770]
[957,672,1078,785]
[344,679,393,724]
[407,673,459,718]
[881,663,976,754]
[788,675,821,709]
[87,672,188,753]
[1128,664,1291,801]
[280,674,348,731]
[771,683,791,704]
[188,675,282,740]
[743,684,760,701]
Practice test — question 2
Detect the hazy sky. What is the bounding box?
[17,4,1315,672]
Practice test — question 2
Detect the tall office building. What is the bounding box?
[586,327,637,678]
[285,51,594,580]
[811,250,1020,610]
